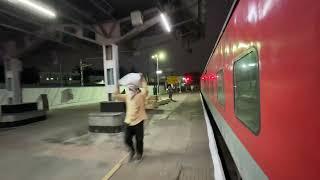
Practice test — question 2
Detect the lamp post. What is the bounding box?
[151,54,160,96]
[149,11,170,96]
[79,59,92,86]
[152,52,165,96]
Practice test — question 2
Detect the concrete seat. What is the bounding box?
[88,112,125,133]
[0,110,47,127]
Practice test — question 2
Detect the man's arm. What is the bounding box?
[113,85,126,101]
[140,77,148,97]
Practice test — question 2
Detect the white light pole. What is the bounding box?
[80,59,91,87]
[152,52,165,96]
[152,55,160,96]
[150,12,170,96]
[156,56,160,95]
[80,59,84,86]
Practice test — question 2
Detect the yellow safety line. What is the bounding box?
[102,153,129,180]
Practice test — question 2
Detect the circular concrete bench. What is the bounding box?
[88,112,124,133]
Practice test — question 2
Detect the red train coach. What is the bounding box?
[201,0,320,179]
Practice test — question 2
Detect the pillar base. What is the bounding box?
[100,101,126,112]
[88,112,124,133]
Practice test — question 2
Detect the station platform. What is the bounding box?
[0,93,213,180]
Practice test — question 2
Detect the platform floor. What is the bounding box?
[0,93,213,180]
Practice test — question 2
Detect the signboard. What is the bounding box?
[166,76,179,84]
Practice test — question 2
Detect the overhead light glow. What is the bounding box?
[224,46,230,54]
[156,70,163,74]
[238,42,250,49]
[158,52,166,60]
[8,0,56,18]
[160,13,171,32]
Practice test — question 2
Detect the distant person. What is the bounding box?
[153,85,157,95]
[113,75,148,162]
[167,84,174,101]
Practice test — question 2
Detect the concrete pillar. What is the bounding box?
[4,57,22,104]
[102,44,119,101]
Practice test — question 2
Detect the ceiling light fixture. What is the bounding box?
[8,0,56,18]
[156,70,163,74]
[160,13,171,32]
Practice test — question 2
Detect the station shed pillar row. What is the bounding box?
[4,57,22,104]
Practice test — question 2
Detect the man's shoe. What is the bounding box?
[135,154,143,163]
[128,151,135,163]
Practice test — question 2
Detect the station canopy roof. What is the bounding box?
[0,0,209,57]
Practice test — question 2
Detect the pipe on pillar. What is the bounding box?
[3,41,23,104]
[102,44,119,101]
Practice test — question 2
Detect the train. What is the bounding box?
[200,0,319,179]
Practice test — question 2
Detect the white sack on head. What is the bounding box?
[119,73,142,87]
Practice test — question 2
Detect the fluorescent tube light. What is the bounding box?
[160,13,171,32]
[8,0,56,18]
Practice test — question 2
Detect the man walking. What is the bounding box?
[167,85,174,101]
[113,75,148,162]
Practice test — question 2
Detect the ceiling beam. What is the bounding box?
[0,4,107,40]
[118,8,159,23]
[88,0,116,21]
[54,25,110,45]
[56,0,108,38]
[0,23,75,50]
[167,1,198,16]
[0,9,43,27]
[0,7,114,46]
[172,18,196,28]
[58,0,97,23]
[115,15,161,43]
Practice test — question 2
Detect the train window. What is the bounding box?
[233,49,260,135]
[217,70,225,106]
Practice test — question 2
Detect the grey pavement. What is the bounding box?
[0,93,213,180]
[112,93,213,180]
